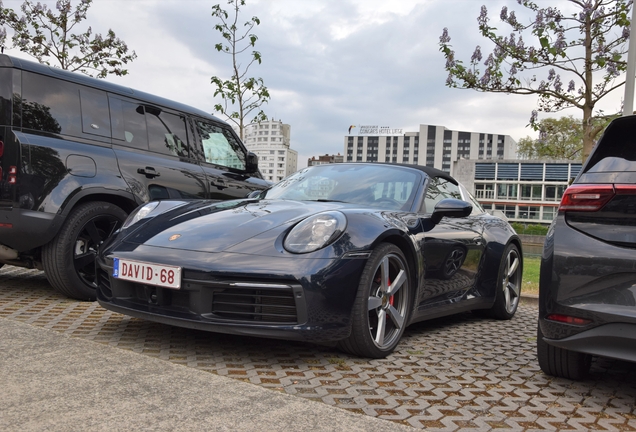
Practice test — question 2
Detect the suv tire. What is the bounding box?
[42,201,127,300]
[537,324,591,380]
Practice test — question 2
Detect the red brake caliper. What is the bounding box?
[388,278,394,306]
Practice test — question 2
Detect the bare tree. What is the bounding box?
[211,0,269,140]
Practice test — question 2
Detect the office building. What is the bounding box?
[308,153,344,166]
[344,124,517,175]
[453,159,582,223]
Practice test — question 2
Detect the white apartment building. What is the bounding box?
[243,119,298,182]
[344,124,517,176]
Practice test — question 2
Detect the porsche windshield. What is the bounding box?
[263,164,422,210]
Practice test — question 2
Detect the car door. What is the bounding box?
[110,97,207,204]
[191,118,265,199]
[415,176,486,308]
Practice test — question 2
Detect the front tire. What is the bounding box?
[339,243,411,358]
[42,201,127,300]
[537,323,591,380]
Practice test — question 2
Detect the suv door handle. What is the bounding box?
[137,167,160,178]
[211,178,227,190]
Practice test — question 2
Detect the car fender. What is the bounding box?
[477,215,523,299]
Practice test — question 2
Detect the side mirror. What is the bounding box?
[246,189,264,199]
[245,152,259,173]
[431,198,472,224]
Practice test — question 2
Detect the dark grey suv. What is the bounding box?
[0,54,269,300]
[537,115,636,379]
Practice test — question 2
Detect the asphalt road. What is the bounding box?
[1,265,635,431]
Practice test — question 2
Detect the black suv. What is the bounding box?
[537,115,636,379]
[0,54,269,300]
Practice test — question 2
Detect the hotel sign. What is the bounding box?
[358,125,403,135]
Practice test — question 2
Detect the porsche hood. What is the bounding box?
[122,199,344,253]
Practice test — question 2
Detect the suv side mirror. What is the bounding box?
[431,198,472,224]
[246,152,259,173]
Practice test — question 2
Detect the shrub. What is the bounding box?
[511,222,549,236]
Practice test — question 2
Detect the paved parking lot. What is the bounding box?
[1,265,635,431]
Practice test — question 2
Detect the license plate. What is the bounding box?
[113,258,182,289]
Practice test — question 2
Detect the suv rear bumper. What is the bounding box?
[540,321,636,363]
[0,207,57,252]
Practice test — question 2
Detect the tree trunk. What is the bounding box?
[582,106,595,163]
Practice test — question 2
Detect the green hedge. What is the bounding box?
[510,222,549,236]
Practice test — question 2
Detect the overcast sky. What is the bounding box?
[1,0,629,167]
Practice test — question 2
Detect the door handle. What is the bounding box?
[211,178,227,190]
[137,167,160,178]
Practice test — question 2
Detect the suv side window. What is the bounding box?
[79,87,110,138]
[195,120,246,170]
[21,71,81,136]
[146,109,189,158]
[0,68,12,126]
[111,99,148,150]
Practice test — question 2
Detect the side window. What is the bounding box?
[0,68,12,126]
[423,176,462,212]
[79,88,110,138]
[460,184,485,216]
[145,109,189,158]
[196,120,246,170]
[21,71,81,136]
[371,181,414,205]
[110,98,148,150]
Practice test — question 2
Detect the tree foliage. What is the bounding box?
[0,0,136,78]
[439,0,631,161]
[210,0,269,140]
[517,114,615,160]
[517,116,581,159]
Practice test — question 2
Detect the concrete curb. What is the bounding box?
[520,293,539,306]
[0,318,412,432]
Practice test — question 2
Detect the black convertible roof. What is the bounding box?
[336,162,458,185]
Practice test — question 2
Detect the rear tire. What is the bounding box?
[537,323,591,380]
[42,201,127,300]
[488,243,522,320]
[338,243,411,358]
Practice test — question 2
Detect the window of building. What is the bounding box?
[495,204,516,219]
[521,184,542,200]
[544,185,566,201]
[518,205,540,220]
[475,183,494,199]
[497,183,518,200]
[542,206,556,221]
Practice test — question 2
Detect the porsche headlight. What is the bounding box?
[284,211,347,254]
[120,201,160,230]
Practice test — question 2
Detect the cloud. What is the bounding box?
[1,0,627,168]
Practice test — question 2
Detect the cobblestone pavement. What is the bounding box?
[1,265,635,431]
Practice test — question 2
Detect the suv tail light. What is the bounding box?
[546,313,592,326]
[8,166,16,184]
[558,184,615,212]
[0,140,4,157]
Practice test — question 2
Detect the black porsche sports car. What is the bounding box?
[96,163,523,358]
